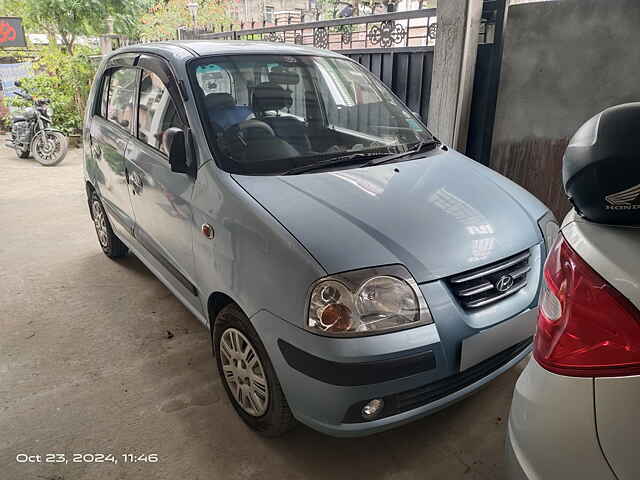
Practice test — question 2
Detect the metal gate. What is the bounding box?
[467,0,507,165]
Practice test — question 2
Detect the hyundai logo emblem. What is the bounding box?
[495,275,514,293]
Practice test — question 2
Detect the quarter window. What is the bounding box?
[99,74,110,117]
[106,68,137,131]
[137,70,182,155]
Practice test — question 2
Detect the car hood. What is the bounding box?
[232,150,543,283]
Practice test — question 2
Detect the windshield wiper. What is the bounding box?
[362,139,440,167]
[281,152,383,175]
[281,139,440,175]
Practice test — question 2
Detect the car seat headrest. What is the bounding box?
[205,92,236,110]
[252,82,293,112]
[268,66,300,86]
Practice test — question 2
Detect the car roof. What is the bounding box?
[113,40,346,63]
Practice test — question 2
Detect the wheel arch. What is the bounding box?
[207,291,248,356]
[85,181,97,215]
[207,291,238,329]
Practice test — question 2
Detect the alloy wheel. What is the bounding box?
[219,328,269,416]
[35,134,59,162]
[92,200,109,247]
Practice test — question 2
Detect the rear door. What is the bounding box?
[124,55,201,314]
[89,65,139,238]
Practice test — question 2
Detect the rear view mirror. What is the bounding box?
[163,127,190,175]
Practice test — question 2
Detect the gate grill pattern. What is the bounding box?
[343,47,434,122]
[188,10,440,51]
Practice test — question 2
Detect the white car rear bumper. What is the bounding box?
[505,357,616,480]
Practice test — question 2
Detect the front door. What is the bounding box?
[125,57,201,314]
[89,67,139,238]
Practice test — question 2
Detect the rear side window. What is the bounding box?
[137,70,183,155]
[106,68,137,131]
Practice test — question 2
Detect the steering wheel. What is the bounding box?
[222,119,275,151]
[236,119,274,136]
[221,120,276,157]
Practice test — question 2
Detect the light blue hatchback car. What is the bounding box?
[84,41,556,437]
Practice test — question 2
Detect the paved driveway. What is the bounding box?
[0,142,524,480]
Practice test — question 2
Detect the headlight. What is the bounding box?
[307,265,432,337]
[538,211,559,254]
[46,106,53,118]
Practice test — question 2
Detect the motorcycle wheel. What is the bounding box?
[32,130,68,166]
[15,143,30,158]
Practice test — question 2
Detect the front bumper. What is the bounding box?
[251,307,533,437]
[505,358,616,480]
[250,243,543,437]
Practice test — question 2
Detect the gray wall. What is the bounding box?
[490,0,640,217]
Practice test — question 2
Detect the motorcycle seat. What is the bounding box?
[12,115,27,123]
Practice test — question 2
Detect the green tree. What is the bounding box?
[0,0,147,53]
[9,46,98,134]
[140,0,231,40]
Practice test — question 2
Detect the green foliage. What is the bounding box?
[140,0,230,40]
[1,0,148,52]
[9,46,98,134]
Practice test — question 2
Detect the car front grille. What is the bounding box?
[448,250,531,309]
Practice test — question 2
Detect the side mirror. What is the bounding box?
[14,80,21,87]
[164,127,190,175]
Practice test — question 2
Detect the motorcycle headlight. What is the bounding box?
[538,211,559,254]
[46,106,53,117]
[307,265,432,337]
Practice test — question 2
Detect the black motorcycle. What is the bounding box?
[6,80,68,166]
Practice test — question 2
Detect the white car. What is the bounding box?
[506,103,640,479]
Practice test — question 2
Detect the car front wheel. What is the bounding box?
[213,304,296,436]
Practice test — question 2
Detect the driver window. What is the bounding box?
[137,70,182,156]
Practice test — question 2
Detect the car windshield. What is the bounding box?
[189,54,434,175]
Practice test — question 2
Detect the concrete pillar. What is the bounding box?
[427,0,483,150]
[99,36,113,55]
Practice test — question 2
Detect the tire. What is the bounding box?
[213,304,296,437]
[32,130,68,166]
[90,191,128,259]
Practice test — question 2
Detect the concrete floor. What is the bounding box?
[0,142,526,480]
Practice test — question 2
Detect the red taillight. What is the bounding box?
[534,233,640,377]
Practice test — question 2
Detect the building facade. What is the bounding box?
[228,0,438,26]
[229,0,314,25]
